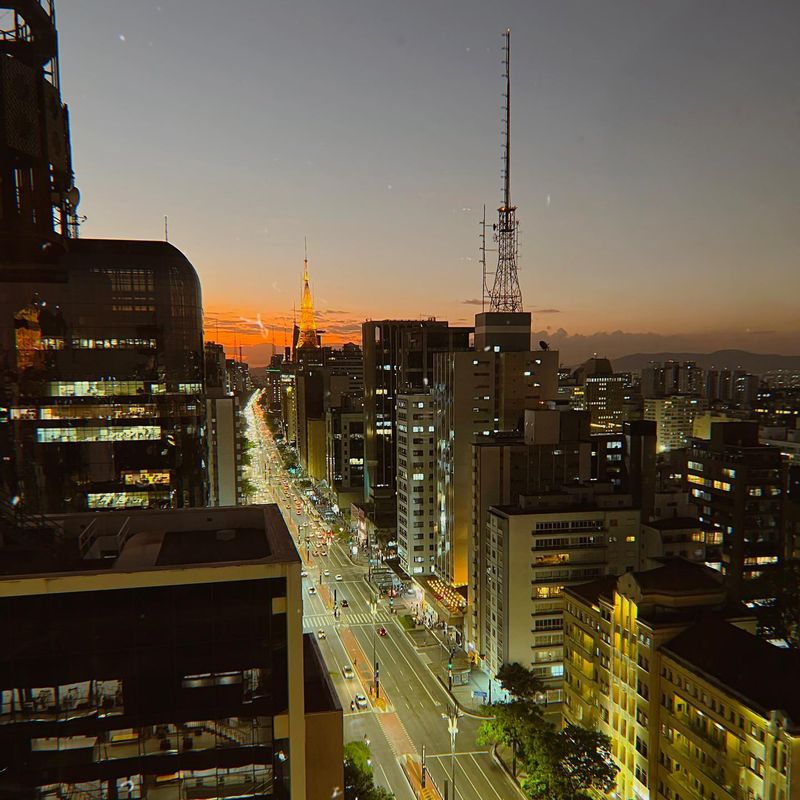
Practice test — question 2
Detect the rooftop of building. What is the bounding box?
[643,517,715,532]
[0,504,299,580]
[303,634,343,716]
[489,485,635,517]
[662,618,800,728]
[565,559,725,607]
[631,557,724,594]
[564,574,619,607]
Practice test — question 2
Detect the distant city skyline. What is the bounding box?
[59,1,800,364]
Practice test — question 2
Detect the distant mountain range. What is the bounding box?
[612,350,800,375]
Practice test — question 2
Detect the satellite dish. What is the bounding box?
[66,186,80,209]
[539,340,550,351]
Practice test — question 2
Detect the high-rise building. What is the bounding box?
[562,561,800,800]
[396,393,437,576]
[686,422,784,598]
[469,408,592,653]
[1,241,207,512]
[325,392,364,509]
[361,319,471,514]
[434,312,558,587]
[482,483,640,706]
[641,361,704,399]
[0,4,207,513]
[0,504,343,800]
[644,395,708,452]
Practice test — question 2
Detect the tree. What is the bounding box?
[521,724,618,800]
[343,741,394,800]
[496,662,545,701]
[477,699,544,777]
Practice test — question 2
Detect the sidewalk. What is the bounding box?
[403,621,495,715]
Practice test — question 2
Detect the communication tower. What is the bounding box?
[487,29,524,313]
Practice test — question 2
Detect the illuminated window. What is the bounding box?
[88,491,168,509]
[123,470,171,486]
[37,425,161,443]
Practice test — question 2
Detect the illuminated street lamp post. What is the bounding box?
[442,703,461,800]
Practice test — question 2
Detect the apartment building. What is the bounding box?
[482,484,640,706]
[562,560,800,800]
[434,311,558,587]
[645,396,708,453]
[396,393,437,575]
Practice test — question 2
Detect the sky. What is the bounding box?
[57,1,800,365]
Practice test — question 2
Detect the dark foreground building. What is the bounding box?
[1,239,207,512]
[1,2,207,512]
[0,504,343,800]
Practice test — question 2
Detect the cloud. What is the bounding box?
[324,309,350,315]
[745,329,776,335]
[462,298,483,305]
[532,308,560,314]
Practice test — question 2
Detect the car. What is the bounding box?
[320,550,328,557]
[335,574,343,581]
[308,586,317,595]
[317,629,326,640]
[354,693,368,710]
[377,626,387,637]
[323,570,330,577]
[341,599,349,608]
[300,570,308,578]
[342,666,355,680]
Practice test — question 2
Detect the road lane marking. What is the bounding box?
[469,752,506,800]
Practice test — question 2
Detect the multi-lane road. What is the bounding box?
[243,392,521,800]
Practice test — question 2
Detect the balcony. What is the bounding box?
[672,710,727,753]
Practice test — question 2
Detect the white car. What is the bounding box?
[342,665,355,680]
[323,570,331,577]
[335,574,343,582]
[308,586,317,595]
[354,693,368,710]
[300,570,308,578]
[317,629,326,640]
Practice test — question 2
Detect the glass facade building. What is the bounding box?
[0,239,207,512]
[0,505,315,800]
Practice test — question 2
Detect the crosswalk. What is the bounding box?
[303,610,393,629]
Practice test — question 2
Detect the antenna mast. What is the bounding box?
[488,29,523,313]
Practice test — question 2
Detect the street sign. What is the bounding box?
[472,690,488,699]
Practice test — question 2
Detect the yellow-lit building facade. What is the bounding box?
[563,560,800,800]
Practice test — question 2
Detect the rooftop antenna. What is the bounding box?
[164,215,168,243]
[488,28,523,313]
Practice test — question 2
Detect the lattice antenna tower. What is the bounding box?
[487,28,523,313]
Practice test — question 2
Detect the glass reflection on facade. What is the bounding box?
[0,578,289,800]
[0,239,207,512]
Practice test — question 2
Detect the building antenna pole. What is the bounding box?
[164,215,168,243]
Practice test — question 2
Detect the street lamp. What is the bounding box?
[442,703,461,800]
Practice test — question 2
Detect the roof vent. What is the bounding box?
[216,528,236,541]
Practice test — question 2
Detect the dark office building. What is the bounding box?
[0,240,207,512]
[0,505,342,800]
[361,320,471,512]
[686,422,784,598]
[0,3,207,512]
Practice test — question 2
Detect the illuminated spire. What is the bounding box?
[298,240,318,349]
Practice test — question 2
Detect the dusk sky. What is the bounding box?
[59,1,800,365]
